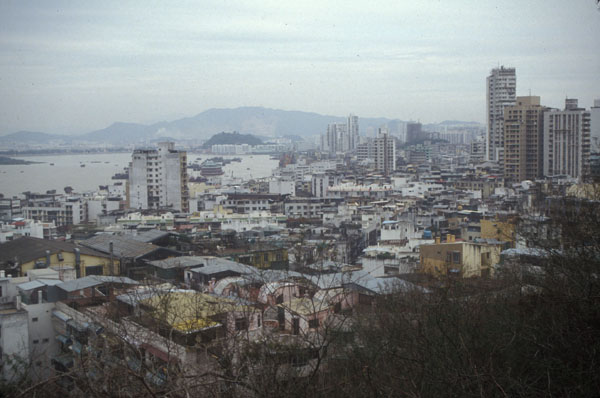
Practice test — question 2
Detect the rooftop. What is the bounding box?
[0,236,110,266]
[80,234,172,259]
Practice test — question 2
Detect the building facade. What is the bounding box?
[543,99,591,179]
[503,96,546,183]
[374,129,396,175]
[487,66,516,162]
[128,142,189,212]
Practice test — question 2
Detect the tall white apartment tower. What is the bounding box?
[325,123,347,154]
[128,142,189,212]
[347,114,359,150]
[591,99,600,155]
[486,66,516,162]
[543,98,591,180]
[374,128,396,176]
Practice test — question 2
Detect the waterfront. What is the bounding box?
[0,153,278,197]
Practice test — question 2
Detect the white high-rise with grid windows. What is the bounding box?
[128,142,189,212]
[487,66,516,162]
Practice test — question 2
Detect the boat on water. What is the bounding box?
[50,163,54,166]
[80,164,86,167]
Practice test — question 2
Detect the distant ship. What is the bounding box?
[80,164,86,167]
[199,160,224,176]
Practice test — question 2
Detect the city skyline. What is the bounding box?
[1,1,599,135]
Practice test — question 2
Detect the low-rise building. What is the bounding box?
[419,240,506,278]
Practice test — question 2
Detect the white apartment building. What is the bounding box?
[128,142,189,212]
[348,114,359,151]
[321,115,360,154]
[0,219,57,242]
[591,99,600,155]
[374,129,396,175]
[23,197,83,226]
[543,99,591,180]
[486,66,516,162]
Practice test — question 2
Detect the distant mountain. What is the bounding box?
[0,131,67,143]
[438,120,483,126]
[3,107,484,147]
[202,132,263,148]
[78,122,156,143]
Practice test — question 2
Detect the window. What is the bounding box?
[235,318,248,331]
[452,251,461,263]
[42,338,49,343]
[308,319,319,329]
[32,317,38,322]
[33,340,39,344]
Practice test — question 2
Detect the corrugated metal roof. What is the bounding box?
[57,275,138,292]
[147,256,206,269]
[18,278,64,291]
[80,234,161,258]
[131,230,173,243]
[17,280,45,291]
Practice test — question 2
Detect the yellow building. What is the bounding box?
[0,237,117,277]
[419,241,504,278]
[230,247,289,270]
[480,218,516,247]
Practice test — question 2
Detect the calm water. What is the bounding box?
[0,153,278,197]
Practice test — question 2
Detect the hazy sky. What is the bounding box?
[1,0,599,135]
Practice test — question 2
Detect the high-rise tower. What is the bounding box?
[543,98,591,180]
[487,66,516,162]
[503,96,546,183]
[347,114,359,150]
[128,142,189,212]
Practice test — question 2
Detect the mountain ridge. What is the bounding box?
[0,107,483,146]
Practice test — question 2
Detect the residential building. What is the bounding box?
[0,218,57,243]
[128,142,189,212]
[374,129,396,175]
[0,197,22,222]
[0,237,115,278]
[321,116,359,154]
[324,123,346,154]
[347,114,359,151]
[406,122,424,144]
[543,98,591,179]
[487,66,516,162]
[23,196,83,227]
[0,297,29,382]
[419,240,506,278]
[504,96,546,183]
[589,99,600,177]
[470,140,486,163]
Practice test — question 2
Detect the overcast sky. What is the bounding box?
[1,0,599,135]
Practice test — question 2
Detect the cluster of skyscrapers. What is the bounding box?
[321,114,360,154]
[486,66,599,182]
[321,115,396,176]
